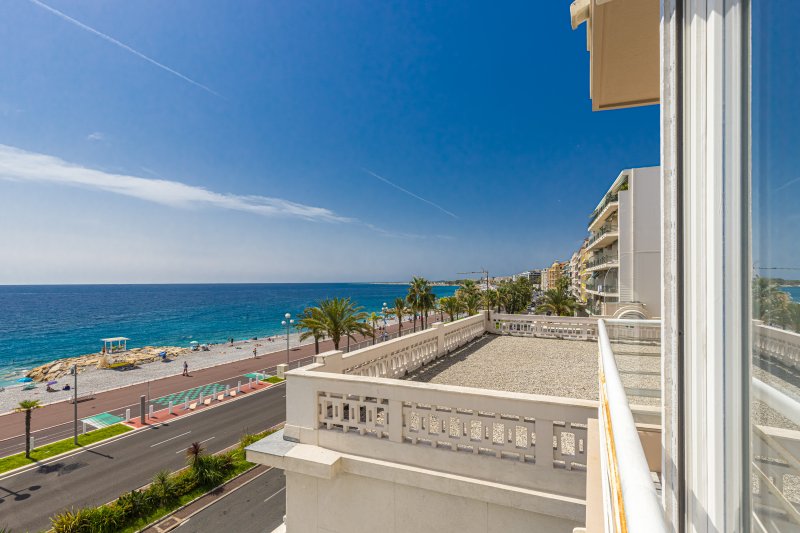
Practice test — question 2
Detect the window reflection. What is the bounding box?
[750,1,800,529]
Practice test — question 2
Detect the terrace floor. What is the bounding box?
[405,334,600,400]
[404,334,662,405]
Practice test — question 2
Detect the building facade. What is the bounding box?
[584,167,661,319]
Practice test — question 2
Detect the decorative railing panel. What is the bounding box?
[755,322,800,372]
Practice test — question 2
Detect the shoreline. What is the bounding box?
[0,315,415,414]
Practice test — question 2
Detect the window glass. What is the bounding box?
[750,1,800,529]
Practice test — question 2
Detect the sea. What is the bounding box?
[780,285,800,302]
[0,283,458,387]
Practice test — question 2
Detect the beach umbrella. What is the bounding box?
[17,377,33,383]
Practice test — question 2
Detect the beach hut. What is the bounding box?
[101,337,129,354]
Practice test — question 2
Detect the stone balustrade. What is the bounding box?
[284,368,596,497]
[490,313,661,344]
[754,322,800,373]
[310,314,487,378]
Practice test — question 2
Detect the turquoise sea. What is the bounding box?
[780,285,800,302]
[0,283,458,386]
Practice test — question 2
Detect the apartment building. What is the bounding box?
[584,166,660,319]
[248,2,799,533]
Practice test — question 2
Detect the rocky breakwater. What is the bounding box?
[26,346,190,382]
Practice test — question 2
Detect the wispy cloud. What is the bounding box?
[87,132,105,142]
[775,176,800,192]
[28,0,221,98]
[0,144,349,223]
[362,168,458,219]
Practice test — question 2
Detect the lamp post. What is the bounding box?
[381,303,388,342]
[281,313,294,365]
[71,364,78,445]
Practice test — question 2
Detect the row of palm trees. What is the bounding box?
[294,277,488,355]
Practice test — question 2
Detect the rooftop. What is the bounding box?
[403,334,660,406]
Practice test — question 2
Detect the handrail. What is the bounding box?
[598,319,666,533]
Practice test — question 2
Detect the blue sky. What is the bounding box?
[0,0,659,284]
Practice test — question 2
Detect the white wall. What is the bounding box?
[284,470,582,533]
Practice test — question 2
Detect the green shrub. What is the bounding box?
[85,505,125,532]
[149,470,176,507]
[51,507,89,533]
[115,489,153,520]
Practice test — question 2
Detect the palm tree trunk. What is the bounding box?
[25,410,31,458]
[314,337,319,355]
[398,319,403,337]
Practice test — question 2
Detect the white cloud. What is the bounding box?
[87,132,105,142]
[0,144,350,223]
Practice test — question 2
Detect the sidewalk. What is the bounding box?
[0,316,429,442]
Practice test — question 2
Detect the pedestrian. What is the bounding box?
[183,360,189,376]
[253,347,257,358]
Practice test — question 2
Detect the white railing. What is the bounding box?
[751,378,800,526]
[310,314,486,378]
[286,368,595,497]
[754,322,800,372]
[490,314,661,344]
[597,319,666,533]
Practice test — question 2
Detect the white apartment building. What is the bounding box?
[584,167,661,319]
[248,2,800,533]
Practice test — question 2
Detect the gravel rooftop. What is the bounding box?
[404,334,661,404]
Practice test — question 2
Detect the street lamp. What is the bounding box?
[281,313,294,364]
[381,303,388,342]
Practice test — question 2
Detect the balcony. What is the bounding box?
[246,314,670,533]
[586,224,619,252]
[585,282,618,297]
[588,193,619,232]
[585,254,619,273]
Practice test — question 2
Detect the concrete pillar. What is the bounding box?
[277,364,288,379]
[140,395,146,424]
[168,401,173,415]
[237,380,241,393]
[149,404,154,419]
[30,435,34,450]
[199,393,204,404]
[125,408,130,422]
[248,378,253,390]
[225,384,230,397]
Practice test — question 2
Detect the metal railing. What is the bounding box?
[587,224,619,248]
[586,254,620,270]
[597,319,666,533]
[589,193,619,224]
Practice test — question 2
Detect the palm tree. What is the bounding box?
[441,296,463,322]
[368,312,382,345]
[536,289,579,316]
[486,288,500,313]
[461,292,481,316]
[16,399,41,458]
[186,441,204,467]
[418,281,435,329]
[300,298,372,351]
[407,277,426,332]
[392,297,408,337]
[296,307,325,354]
[435,300,445,322]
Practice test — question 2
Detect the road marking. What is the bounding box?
[150,431,191,447]
[264,486,285,503]
[175,436,214,453]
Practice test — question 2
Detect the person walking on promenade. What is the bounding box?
[253,347,257,358]
[183,361,189,376]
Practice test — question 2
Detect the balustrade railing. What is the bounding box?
[285,368,595,497]
[590,193,620,225]
[310,314,486,378]
[754,322,800,372]
[597,319,667,533]
[489,314,660,344]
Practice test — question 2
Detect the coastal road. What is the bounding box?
[0,316,425,454]
[0,382,286,533]
[173,467,286,533]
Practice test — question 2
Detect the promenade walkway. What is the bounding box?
[0,317,426,451]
